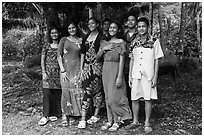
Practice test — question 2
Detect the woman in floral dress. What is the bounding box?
[77,17,104,129]
[57,22,83,126]
[38,28,62,126]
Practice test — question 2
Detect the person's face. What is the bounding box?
[137,21,148,36]
[88,19,98,32]
[127,15,136,29]
[50,29,59,40]
[109,23,118,37]
[103,21,110,31]
[68,23,77,36]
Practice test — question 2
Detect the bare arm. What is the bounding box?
[80,54,85,71]
[118,55,125,79]
[57,38,66,72]
[57,55,65,72]
[95,48,104,61]
[152,58,159,87]
[128,57,134,87]
[41,47,46,73]
[116,54,125,87]
[129,58,133,79]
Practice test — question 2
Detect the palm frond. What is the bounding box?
[3,18,37,31]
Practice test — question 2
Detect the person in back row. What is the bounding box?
[101,18,111,40]
[124,13,138,109]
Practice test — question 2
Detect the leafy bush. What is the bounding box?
[18,32,43,60]
[2,65,20,74]
[178,57,199,72]
[24,66,42,80]
[2,29,26,58]
[24,55,41,68]
[2,28,44,60]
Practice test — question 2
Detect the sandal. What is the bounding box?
[38,117,49,126]
[87,116,100,124]
[108,123,120,131]
[144,124,153,134]
[78,120,86,129]
[61,120,68,127]
[49,116,58,122]
[125,122,142,130]
[61,115,68,127]
[101,122,112,130]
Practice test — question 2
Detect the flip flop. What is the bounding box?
[61,120,68,127]
[101,122,112,130]
[87,116,100,124]
[78,120,86,129]
[49,116,58,122]
[125,122,142,130]
[144,124,153,134]
[38,117,49,126]
[61,115,68,127]
[108,123,120,131]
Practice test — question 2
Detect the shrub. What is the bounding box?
[24,55,41,68]
[2,29,25,58]
[2,65,20,74]
[24,67,42,80]
[18,32,43,60]
[178,57,199,73]
[2,28,44,60]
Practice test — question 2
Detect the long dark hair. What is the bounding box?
[87,17,101,34]
[47,27,61,44]
[107,20,125,41]
[67,21,80,37]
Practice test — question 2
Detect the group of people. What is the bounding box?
[38,12,164,134]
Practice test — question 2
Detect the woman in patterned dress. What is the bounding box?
[38,28,62,126]
[96,21,132,131]
[77,17,104,129]
[57,22,83,127]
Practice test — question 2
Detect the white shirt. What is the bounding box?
[131,39,164,80]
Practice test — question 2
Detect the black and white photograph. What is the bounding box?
[1,1,202,135]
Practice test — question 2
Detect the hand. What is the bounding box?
[151,76,157,88]
[42,72,48,80]
[129,77,133,88]
[115,77,122,88]
[77,38,82,44]
[61,72,69,82]
[79,69,84,80]
[77,70,82,82]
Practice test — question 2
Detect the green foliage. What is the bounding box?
[2,65,21,74]
[2,29,26,58]
[24,55,41,68]
[18,32,43,59]
[2,28,43,60]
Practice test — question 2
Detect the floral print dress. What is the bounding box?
[81,33,103,111]
[42,44,61,89]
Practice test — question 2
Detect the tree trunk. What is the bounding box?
[150,2,153,35]
[179,2,185,52]
[158,4,164,49]
[196,9,201,51]
[89,7,93,18]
